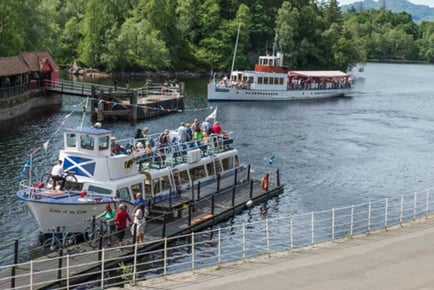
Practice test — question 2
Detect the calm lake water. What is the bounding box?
[2,62,434,263]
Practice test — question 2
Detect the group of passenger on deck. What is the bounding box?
[110,117,228,165]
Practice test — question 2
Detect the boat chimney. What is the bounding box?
[276,51,284,66]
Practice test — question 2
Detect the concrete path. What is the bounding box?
[133,217,434,290]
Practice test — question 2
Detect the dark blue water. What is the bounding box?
[2,62,434,263]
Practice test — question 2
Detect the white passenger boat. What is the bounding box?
[16,126,246,238]
[208,33,352,101]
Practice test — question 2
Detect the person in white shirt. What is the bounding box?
[50,160,65,190]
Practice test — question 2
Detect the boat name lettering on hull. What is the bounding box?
[49,208,87,214]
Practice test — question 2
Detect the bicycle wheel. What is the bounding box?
[63,233,76,247]
[90,229,102,248]
[64,174,78,191]
[42,237,60,254]
[83,226,92,241]
[41,173,54,189]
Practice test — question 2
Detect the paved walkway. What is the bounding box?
[130,217,434,290]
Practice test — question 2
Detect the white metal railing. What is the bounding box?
[2,187,434,289]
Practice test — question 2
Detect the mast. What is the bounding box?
[230,23,241,74]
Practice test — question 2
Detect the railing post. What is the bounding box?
[242,223,246,259]
[66,254,70,289]
[265,219,270,256]
[289,215,293,249]
[413,192,417,221]
[350,205,354,237]
[100,248,105,289]
[400,195,404,225]
[30,260,33,290]
[385,198,389,229]
[332,208,335,241]
[163,237,168,276]
[368,201,372,233]
[191,232,195,272]
[311,212,314,245]
[133,242,138,285]
[218,228,222,264]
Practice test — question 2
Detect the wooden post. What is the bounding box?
[247,164,251,181]
[132,91,138,121]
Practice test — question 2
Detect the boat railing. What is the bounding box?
[114,132,235,171]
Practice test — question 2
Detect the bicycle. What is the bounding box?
[41,171,78,191]
[83,217,108,248]
[42,226,76,254]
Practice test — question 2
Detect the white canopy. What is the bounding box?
[290,70,348,78]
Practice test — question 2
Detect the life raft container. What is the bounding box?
[261,175,268,190]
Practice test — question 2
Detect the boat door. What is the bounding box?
[170,166,191,194]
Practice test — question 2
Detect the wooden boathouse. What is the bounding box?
[0,170,284,289]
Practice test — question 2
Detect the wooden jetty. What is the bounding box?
[44,79,185,122]
[0,170,284,289]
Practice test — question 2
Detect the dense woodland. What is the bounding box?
[1,0,434,73]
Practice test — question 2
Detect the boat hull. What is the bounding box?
[16,190,114,234]
[207,83,350,101]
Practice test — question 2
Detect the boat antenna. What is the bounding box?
[230,23,241,75]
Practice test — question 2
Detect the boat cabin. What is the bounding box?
[56,127,243,207]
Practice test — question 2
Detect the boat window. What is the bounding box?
[248,77,254,84]
[66,133,76,148]
[117,187,131,201]
[153,176,171,195]
[80,134,95,151]
[221,156,234,171]
[87,185,112,195]
[189,165,206,182]
[263,78,268,85]
[206,162,215,176]
[258,77,263,85]
[131,183,142,195]
[179,170,190,185]
[99,136,109,151]
[143,173,152,198]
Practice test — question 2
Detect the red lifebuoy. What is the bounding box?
[261,175,268,190]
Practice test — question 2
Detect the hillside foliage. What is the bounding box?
[1,0,433,72]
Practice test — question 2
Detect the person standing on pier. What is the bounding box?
[133,203,147,243]
[97,204,116,247]
[114,204,132,248]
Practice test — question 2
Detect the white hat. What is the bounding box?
[137,142,143,148]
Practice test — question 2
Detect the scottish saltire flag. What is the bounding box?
[63,155,96,177]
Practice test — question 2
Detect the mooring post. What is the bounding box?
[188,202,192,226]
[250,179,253,199]
[234,169,238,186]
[211,194,215,215]
[162,213,167,237]
[217,174,220,193]
[276,169,280,187]
[232,186,236,207]
[247,164,251,181]
[132,90,137,121]
[57,248,63,281]
[11,239,18,288]
[197,181,201,200]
